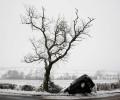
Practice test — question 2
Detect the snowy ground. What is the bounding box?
[0,79,118,89]
[0,89,120,99]
[0,79,119,98]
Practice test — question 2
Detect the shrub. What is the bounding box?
[96,82,120,91]
[21,85,35,91]
[0,83,16,89]
[48,81,62,93]
[36,81,62,93]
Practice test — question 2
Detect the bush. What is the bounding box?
[21,85,35,91]
[96,82,120,91]
[48,81,62,93]
[36,81,62,93]
[0,83,16,89]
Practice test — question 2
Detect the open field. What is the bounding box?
[0,80,118,88]
[0,79,120,99]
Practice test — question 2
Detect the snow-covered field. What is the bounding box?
[0,79,120,98]
[0,79,118,88]
[0,88,120,98]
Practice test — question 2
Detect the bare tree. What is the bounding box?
[21,7,94,91]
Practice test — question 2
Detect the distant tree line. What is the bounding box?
[1,70,43,80]
[1,70,77,80]
[1,70,24,79]
[92,70,120,80]
[1,70,120,80]
[56,73,77,80]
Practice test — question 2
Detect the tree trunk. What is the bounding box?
[43,66,51,92]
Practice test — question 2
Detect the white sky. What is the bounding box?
[0,0,120,75]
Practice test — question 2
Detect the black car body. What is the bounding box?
[64,74,95,94]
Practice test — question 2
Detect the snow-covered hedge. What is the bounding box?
[48,81,62,93]
[96,81,120,91]
[21,85,35,91]
[0,83,16,89]
[36,81,62,93]
[0,81,120,93]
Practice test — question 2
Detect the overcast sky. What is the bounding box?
[0,0,120,75]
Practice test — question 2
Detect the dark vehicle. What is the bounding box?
[64,74,95,94]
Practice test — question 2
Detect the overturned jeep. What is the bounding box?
[64,74,95,94]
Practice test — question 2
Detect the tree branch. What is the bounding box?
[22,7,95,68]
[51,11,95,64]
